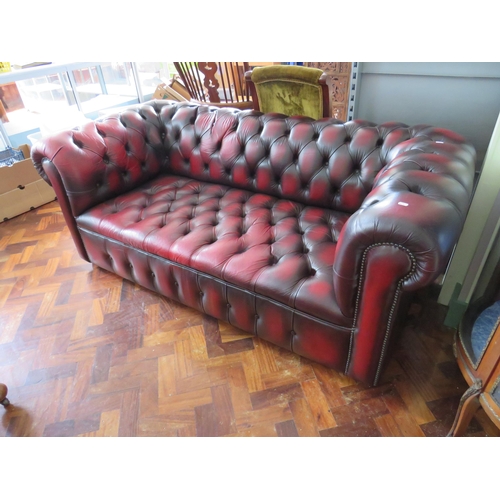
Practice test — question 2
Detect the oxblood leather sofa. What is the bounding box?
[31,100,476,386]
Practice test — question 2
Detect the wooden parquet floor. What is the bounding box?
[1,201,498,438]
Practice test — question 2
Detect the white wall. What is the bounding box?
[355,62,500,169]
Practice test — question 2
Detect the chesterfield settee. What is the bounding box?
[31,100,476,386]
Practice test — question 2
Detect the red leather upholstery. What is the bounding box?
[32,100,476,386]
[76,173,350,326]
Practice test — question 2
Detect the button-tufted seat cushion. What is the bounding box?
[32,100,476,386]
[76,174,350,326]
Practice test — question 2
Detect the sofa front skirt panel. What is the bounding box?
[80,228,352,374]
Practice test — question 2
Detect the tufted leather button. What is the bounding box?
[151,272,155,277]
[174,281,179,287]
[161,133,166,139]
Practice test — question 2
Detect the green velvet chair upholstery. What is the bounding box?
[245,65,330,119]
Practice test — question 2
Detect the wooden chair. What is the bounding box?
[173,62,253,109]
[245,65,331,119]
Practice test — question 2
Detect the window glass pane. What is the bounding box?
[135,62,176,99]
[1,73,79,143]
[74,62,140,116]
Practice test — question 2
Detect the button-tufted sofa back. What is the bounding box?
[164,103,394,213]
[33,100,474,218]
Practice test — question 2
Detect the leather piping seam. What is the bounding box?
[78,227,352,332]
[373,283,402,385]
[344,242,417,383]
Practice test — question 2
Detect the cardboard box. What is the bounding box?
[0,144,57,222]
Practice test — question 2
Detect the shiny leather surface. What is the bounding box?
[80,229,352,372]
[76,173,350,326]
[32,100,476,385]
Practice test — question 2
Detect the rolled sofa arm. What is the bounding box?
[31,103,169,218]
[333,133,476,384]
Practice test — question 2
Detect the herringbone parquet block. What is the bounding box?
[0,202,498,437]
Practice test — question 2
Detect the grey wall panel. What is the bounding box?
[355,63,500,168]
[360,62,500,79]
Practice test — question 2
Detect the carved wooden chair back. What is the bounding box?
[173,62,253,109]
